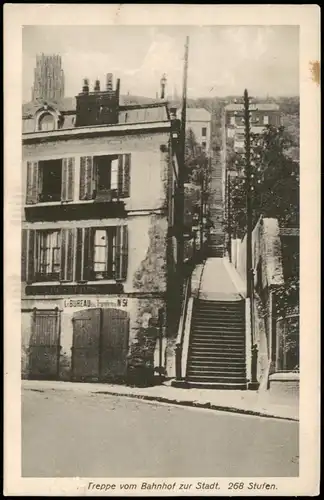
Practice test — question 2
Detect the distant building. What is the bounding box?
[21,70,181,383]
[224,102,281,153]
[186,108,212,153]
[32,54,65,102]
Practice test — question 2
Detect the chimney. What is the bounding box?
[94,79,100,92]
[170,106,177,120]
[106,73,113,91]
[82,78,89,93]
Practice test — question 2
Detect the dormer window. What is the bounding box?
[39,113,56,131]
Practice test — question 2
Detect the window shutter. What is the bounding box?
[114,226,122,280]
[26,230,36,284]
[75,228,83,282]
[60,228,75,281]
[80,156,93,200]
[122,154,131,197]
[83,227,95,280]
[21,229,27,282]
[26,161,39,204]
[61,158,75,202]
[121,225,128,280]
[117,155,124,198]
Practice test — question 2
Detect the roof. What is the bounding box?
[186,108,211,122]
[22,95,164,118]
[22,97,76,117]
[22,97,170,132]
[225,103,280,112]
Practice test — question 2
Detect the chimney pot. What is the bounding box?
[82,78,89,93]
[106,73,113,91]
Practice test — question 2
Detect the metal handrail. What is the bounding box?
[175,275,191,379]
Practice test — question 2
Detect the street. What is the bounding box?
[22,388,299,478]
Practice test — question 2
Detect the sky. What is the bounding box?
[22,25,299,102]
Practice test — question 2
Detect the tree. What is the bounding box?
[226,125,299,237]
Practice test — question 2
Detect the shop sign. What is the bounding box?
[63,297,128,309]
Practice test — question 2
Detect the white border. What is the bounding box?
[4,4,320,496]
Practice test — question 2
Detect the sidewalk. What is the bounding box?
[22,379,299,422]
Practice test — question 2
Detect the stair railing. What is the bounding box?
[175,275,191,380]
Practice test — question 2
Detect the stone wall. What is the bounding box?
[231,217,284,291]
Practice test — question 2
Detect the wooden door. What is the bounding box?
[100,308,129,380]
[71,308,101,381]
[28,309,61,380]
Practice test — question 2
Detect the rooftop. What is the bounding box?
[22,97,170,132]
[186,108,211,122]
[225,103,280,112]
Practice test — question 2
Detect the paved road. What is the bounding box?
[22,389,299,478]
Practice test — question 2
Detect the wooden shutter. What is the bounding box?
[75,228,83,282]
[114,226,122,280]
[61,158,75,202]
[26,161,39,204]
[26,229,36,284]
[83,227,95,281]
[121,225,128,280]
[21,229,28,282]
[115,225,128,281]
[60,228,75,281]
[117,155,124,198]
[122,154,131,197]
[80,156,93,200]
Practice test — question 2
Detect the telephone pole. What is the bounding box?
[177,35,189,277]
[243,88,258,390]
[244,89,253,300]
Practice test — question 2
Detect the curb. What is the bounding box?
[25,384,298,422]
[93,390,299,422]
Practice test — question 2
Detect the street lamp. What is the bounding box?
[160,73,167,100]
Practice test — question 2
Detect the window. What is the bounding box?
[37,230,61,280]
[39,159,62,202]
[39,113,56,131]
[264,115,269,125]
[22,228,75,283]
[202,127,207,137]
[26,158,75,204]
[93,228,117,279]
[79,154,131,201]
[94,155,119,200]
[76,226,128,281]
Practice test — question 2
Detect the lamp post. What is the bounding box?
[160,73,167,100]
[231,91,259,390]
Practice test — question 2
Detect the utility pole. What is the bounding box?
[177,35,189,277]
[227,172,232,261]
[243,89,253,300]
[200,166,204,253]
[243,89,258,390]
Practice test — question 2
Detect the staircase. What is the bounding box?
[186,299,247,389]
[208,149,225,258]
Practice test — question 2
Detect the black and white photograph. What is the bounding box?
[4,4,320,497]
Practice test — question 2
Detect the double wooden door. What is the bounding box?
[71,308,129,382]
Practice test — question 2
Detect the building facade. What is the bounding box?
[186,108,212,153]
[224,102,281,153]
[21,73,180,382]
